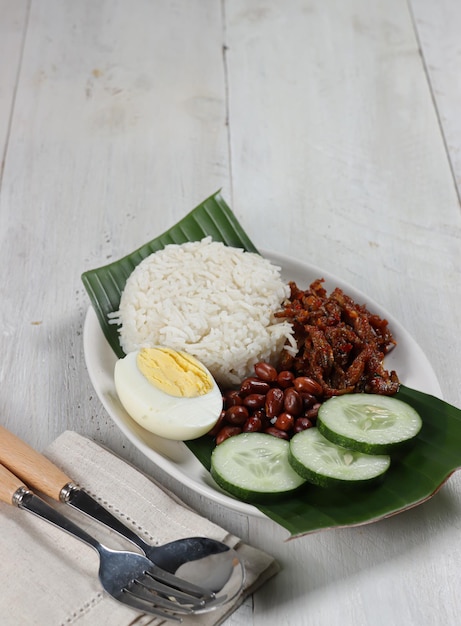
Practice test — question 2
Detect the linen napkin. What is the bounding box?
[0,430,279,625]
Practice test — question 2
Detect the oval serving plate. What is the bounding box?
[83,250,443,521]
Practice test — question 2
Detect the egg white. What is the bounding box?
[114,351,223,440]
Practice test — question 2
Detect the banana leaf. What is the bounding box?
[187,387,461,536]
[81,191,461,537]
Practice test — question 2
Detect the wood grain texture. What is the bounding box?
[0,1,460,624]
[0,0,229,449]
[411,0,461,199]
[0,425,71,499]
[0,1,29,170]
[0,464,26,505]
[226,0,461,407]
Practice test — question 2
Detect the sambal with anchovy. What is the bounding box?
[276,279,400,398]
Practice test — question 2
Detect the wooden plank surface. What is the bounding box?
[0,0,229,448]
[223,5,461,623]
[411,0,461,198]
[0,1,29,167]
[0,1,460,625]
[226,0,461,407]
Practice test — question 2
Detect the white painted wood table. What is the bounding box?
[1,1,460,625]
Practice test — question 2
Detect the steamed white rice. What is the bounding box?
[109,237,296,387]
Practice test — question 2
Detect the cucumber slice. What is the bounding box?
[289,427,391,488]
[210,432,306,503]
[317,393,423,454]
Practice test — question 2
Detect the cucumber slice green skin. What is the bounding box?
[210,432,307,503]
[288,428,391,490]
[317,393,423,455]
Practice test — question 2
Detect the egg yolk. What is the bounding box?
[136,347,213,397]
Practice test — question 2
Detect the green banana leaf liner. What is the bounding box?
[82,191,461,537]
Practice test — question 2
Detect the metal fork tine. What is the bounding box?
[120,589,183,622]
[127,578,230,616]
[135,573,207,607]
[133,577,205,611]
[128,581,195,613]
[145,564,215,601]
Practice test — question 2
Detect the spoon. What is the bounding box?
[0,425,245,608]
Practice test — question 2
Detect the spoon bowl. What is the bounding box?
[147,536,245,608]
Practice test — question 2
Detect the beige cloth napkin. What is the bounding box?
[0,431,279,625]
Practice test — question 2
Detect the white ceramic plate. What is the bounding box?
[83,251,442,517]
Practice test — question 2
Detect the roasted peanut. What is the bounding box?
[275,412,295,432]
[218,366,325,444]
[294,417,314,433]
[304,402,321,420]
[239,377,271,396]
[253,409,269,429]
[215,425,242,445]
[293,376,323,396]
[300,392,317,409]
[277,370,295,389]
[243,415,263,432]
[254,361,278,382]
[283,387,303,416]
[264,426,290,440]
[265,387,284,418]
[243,393,266,410]
[225,404,249,425]
[223,389,242,407]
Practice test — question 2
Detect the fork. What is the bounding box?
[0,424,243,602]
[0,463,214,622]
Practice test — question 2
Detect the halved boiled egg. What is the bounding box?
[114,347,223,440]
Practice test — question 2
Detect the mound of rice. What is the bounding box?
[109,237,296,387]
